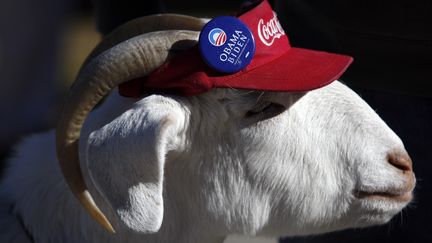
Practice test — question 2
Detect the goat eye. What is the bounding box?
[245,102,286,120]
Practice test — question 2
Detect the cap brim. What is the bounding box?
[214,47,353,92]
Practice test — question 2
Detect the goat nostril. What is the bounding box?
[387,151,413,172]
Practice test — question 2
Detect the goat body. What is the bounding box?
[0,82,415,243]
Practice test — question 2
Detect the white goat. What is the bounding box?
[0,14,415,243]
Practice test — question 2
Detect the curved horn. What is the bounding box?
[56,30,199,233]
[83,14,206,67]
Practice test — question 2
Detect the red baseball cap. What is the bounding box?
[119,0,353,97]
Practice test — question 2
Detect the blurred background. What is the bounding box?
[0,0,430,242]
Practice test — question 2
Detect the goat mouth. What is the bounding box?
[355,190,413,203]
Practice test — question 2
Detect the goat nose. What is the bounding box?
[387,150,413,172]
[387,149,416,194]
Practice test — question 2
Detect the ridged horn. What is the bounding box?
[83,14,206,67]
[56,30,199,233]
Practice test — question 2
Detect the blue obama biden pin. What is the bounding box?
[199,16,255,73]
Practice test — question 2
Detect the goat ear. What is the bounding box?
[81,95,185,233]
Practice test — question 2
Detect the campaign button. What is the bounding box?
[199,16,255,73]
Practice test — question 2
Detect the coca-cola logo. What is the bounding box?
[257,12,285,46]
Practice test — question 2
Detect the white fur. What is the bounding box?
[0,81,412,243]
